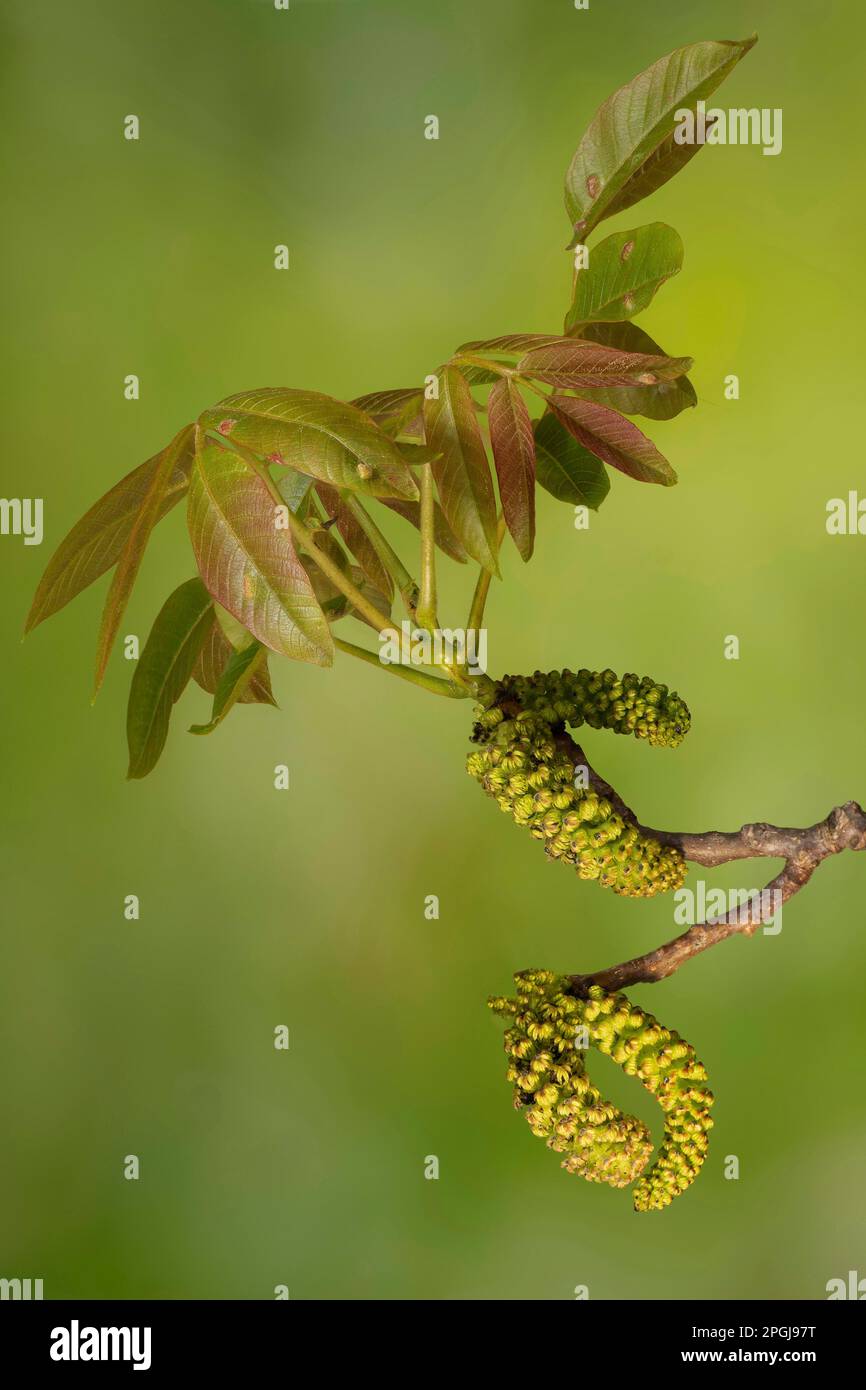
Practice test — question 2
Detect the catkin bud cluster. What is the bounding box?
[489,970,714,1212]
[468,669,688,897]
[488,668,690,749]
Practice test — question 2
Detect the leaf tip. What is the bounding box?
[400,476,421,503]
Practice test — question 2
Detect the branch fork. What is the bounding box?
[564,740,866,995]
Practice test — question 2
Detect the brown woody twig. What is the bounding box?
[559,735,866,994]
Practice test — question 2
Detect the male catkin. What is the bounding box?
[468,669,689,897]
[489,970,714,1212]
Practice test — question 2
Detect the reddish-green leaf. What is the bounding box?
[424,367,499,574]
[189,640,274,735]
[565,223,683,330]
[602,120,717,224]
[343,566,392,628]
[534,414,610,509]
[25,431,193,634]
[551,395,677,485]
[199,389,419,501]
[193,616,276,706]
[314,483,394,600]
[187,436,333,665]
[518,340,692,390]
[351,388,424,437]
[126,577,213,779]
[299,525,353,616]
[457,333,565,357]
[394,440,442,466]
[383,498,468,564]
[275,468,314,516]
[570,322,697,420]
[456,362,506,387]
[487,378,535,561]
[93,424,195,695]
[564,35,758,242]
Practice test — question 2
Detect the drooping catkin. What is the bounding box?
[469,669,689,898]
[489,970,714,1212]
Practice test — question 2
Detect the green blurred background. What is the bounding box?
[2,0,864,1300]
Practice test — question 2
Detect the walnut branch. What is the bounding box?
[559,733,866,993]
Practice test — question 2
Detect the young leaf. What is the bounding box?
[276,468,314,516]
[199,388,419,501]
[25,431,193,634]
[601,118,718,224]
[299,525,352,613]
[569,322,697,420]
[565,223,683,330]
[534,414,610,509]
[343,566,392,629]
[487,378,535,561]
[564,35,758,242]
[126,577,213,779]
[394,440,442,466]
[456,333,565,358]
[314,482,394,600]
[193,616,276,706]
[551,395,677,485]
[213,600,257,653]
[518,340,692,389]
[458,363,507,388]
[351,388,424,437]
[187,436,334,665]
[382,497,468,564]
[189,641,273,736]
[93,424,195,696]
[424,367,500,574]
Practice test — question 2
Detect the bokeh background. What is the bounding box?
[2,0,864,1300]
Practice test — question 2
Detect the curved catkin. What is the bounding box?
[489,971,714,1212]
[490,669,691,749]
[468,669,689,898]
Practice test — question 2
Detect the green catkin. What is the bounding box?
[489,970,714,1212]
[468,669,689,898]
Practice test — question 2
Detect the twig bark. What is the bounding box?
[559,732,866,993]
